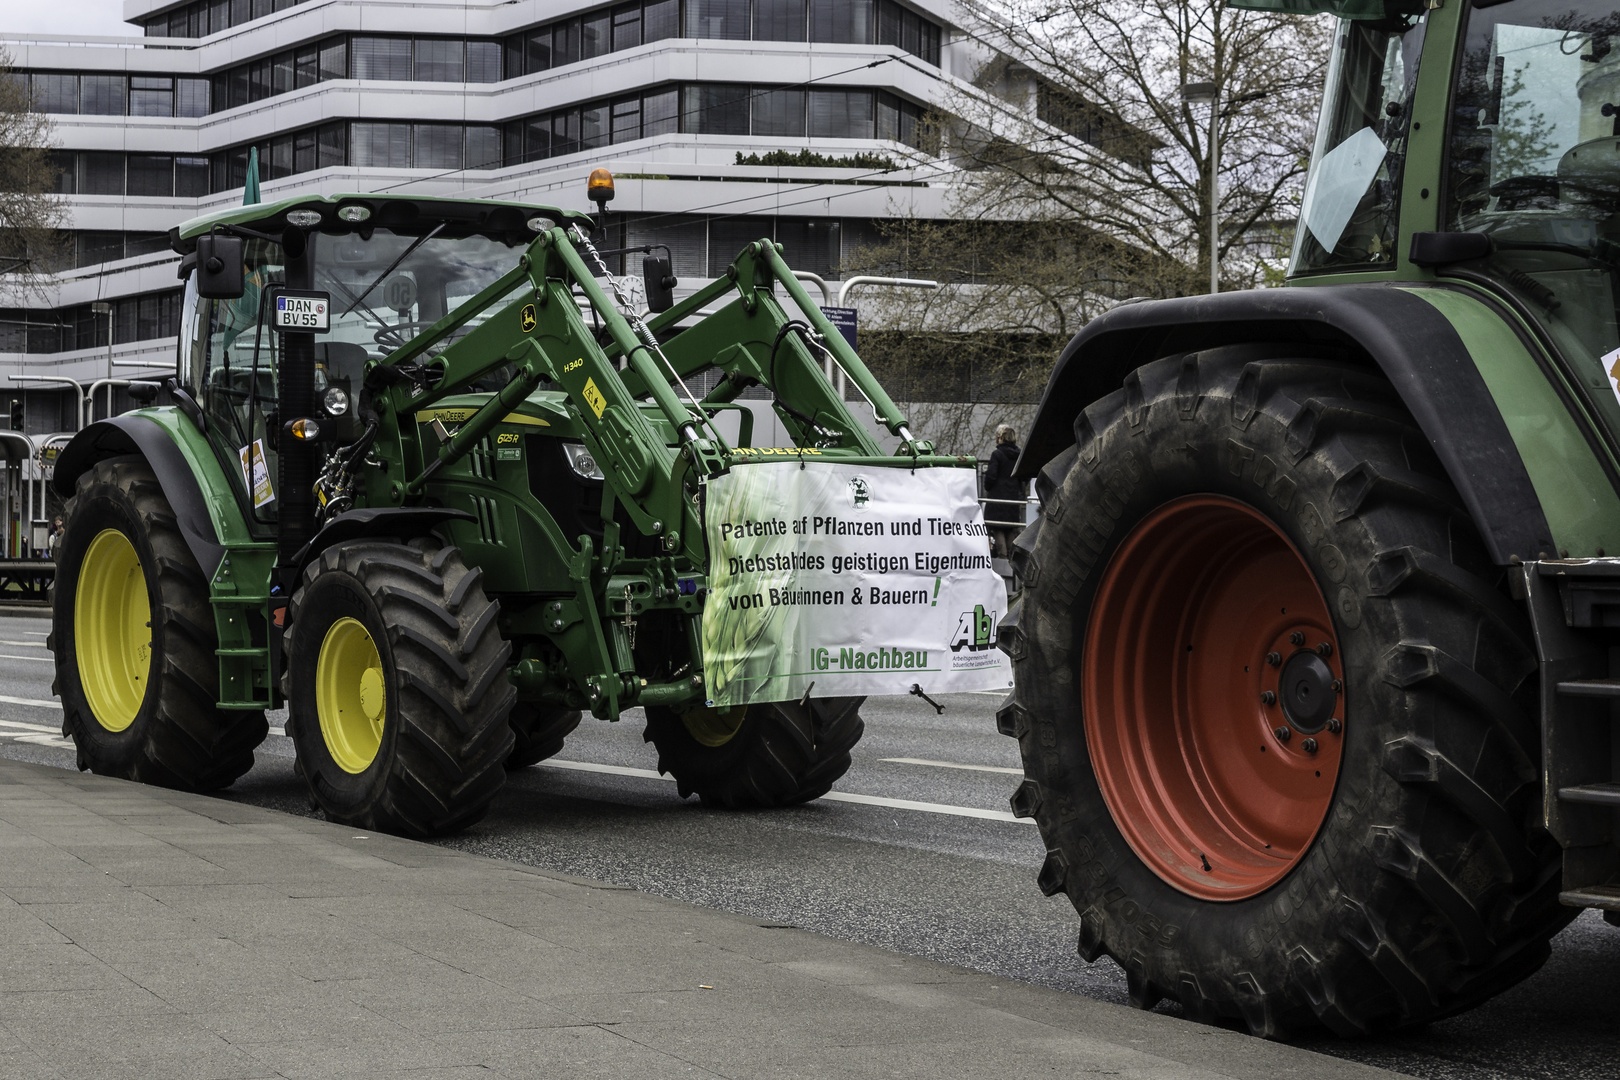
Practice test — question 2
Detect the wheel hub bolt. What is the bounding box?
[1331,679,1342,693]
[1261,690,1276,705]
[1302,737,1319,753]
[1266,652,1282,667]
[1290,631,1305,646]
[1315,642,1333,657]
[1327,718,1342,734]
[1274,726,1292,741]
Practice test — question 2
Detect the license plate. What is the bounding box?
[275,292,330,332]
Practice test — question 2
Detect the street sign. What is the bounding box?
[820,306,857,351]
[274,290,330,333]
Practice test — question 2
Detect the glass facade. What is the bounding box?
[22,71,210,117]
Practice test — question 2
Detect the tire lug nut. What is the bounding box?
[1315,642,1333,657]
[1327,718,1342,734]
[1302,737,1318,752]
[1260,690,1276,705]
[1289,631,1305,646]
[1274,726,1291,741]
[1331,679,1342,693]
[1266,652,1282,667]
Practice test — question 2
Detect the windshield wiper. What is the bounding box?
[341,222,446,317]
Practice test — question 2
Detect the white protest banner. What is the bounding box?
[701,461,1013,707]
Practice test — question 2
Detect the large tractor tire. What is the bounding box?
[50,455,267,790]
[1002,347,1571,1037]
[283,538,515,836]
[644,697,864,808]
[505,702,583,770]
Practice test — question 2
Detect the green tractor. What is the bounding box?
[1002,0,1620,1036]
[48,175,1007,835]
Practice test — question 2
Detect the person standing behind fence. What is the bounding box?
[983,424,1023,559]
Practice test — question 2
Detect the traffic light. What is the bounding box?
[8,398,21,432]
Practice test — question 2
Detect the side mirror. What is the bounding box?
[196,233,245,299]
[643,254,676,313]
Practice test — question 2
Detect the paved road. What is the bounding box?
[2,612,1616,1080]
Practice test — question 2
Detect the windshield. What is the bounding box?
[1445,0,1620,384]
[313,228,529,356]
[176,225,530,525]
[1291,12,1428,274]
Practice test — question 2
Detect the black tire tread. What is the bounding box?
[51,456,266,791]
[1006,347,1570,1036]
[283,538,514,836]
[644,697,864,809]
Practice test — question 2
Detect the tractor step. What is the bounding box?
[1559,884,1620,911]
[1558,782,1620,806]
[1555,679,1620,697]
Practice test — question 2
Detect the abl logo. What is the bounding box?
[950,605,997,652]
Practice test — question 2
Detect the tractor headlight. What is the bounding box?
[290,418,321,441]
[286,209,323,228]
[323,386,350,416]
[562,442,604,481]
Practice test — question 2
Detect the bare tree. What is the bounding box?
[0,47,65,284]
[846,1,1328,449]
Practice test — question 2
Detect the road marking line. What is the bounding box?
[0,694,60,710]
[538,759,1033,824]
[9,735,71,747]
[0,640,48,648]
[0,718,60,734]
[0,654,54,664]
[880,757,1024,775]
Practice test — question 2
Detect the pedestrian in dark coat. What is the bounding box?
[983,424,1023,559]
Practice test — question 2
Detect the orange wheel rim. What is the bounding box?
[1082,495,1344,901]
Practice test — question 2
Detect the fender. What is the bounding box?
[291,507,476,578]
[53,413,246,576]
[1017,283,1567,566]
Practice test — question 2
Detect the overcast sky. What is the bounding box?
[3,1,134,37]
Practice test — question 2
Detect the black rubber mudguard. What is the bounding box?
[290,507,475,576]
[1017,283,1556,565]
[53,416,229,576]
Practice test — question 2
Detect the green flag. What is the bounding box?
[243,145,261,205]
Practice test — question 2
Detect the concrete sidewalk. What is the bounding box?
[0,758,1404,1080]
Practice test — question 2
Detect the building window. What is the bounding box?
[350,122,412,167]
[414,124,464,168]
[414,39,464,82]
[81,75,127,116]
[610,96,642,143]
[466,126,502,168]
[810,0,873,44]
[687,0,751,40]
[754,88,806,137]
[756,0,807,42]
[79,152,124,196]
[581,11,612,58]
[177,78,210,116]
[31,73,78,114]
[319,39,347,80]
[612,4,642,50]
[467,41,502,83]
[682,83,750,135]
[352,38,412,81]
[809,89,874,138]
[644,88,679,136]
[127,155,175,197]
[645,0,679,41]
[177,156,210,196]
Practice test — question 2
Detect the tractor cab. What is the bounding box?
[172,195,582,531]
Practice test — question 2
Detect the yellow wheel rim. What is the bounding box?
[315,617,387,774]
[679,704,749,748]
[74,528,152,732]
